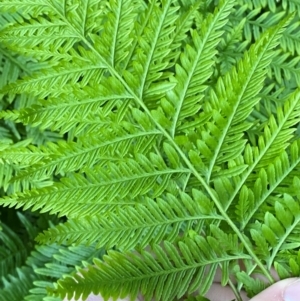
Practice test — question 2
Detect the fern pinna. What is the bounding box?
[0,0,300,300]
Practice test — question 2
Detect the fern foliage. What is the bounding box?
[0,0,300,301]
[54,233,249,301]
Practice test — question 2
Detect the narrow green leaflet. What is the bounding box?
[53,237,250,301]
[36,192,223,250]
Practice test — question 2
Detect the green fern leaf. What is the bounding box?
[36,191,223,250]
[11,127,161,182]
[53,236,250,301]
[4,59,105,98]
[0,223,28,279]
[0,1,52,18]
[197,15,293,183]
[91,0,140,69]
[167,0,235,137]
[0,154,189,217]
[237,140,300,229]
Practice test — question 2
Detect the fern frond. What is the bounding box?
[0,223,28,279]
[24,243,104,301]
[0,266,39,301]
[0,236,104,301]
[60,0,104,37]
[0,1,52,18]
[0,1,106,62]
[241,8,300,74]
[161,0,203,67]
[244,10,285,41]
[194,15,292,182]
[240,0,300,17]
[0,142,49,165]
[1,0,300,300]
[270,50,300,86]
[2,76,133,132]
[4,58,105,98]
[0,46,33,89]
[0,154,189,217]
[91,0,139,69]
[13,129,161,181]
[195,19,298,227]
[0,18,78,53]
[23,127,63,152]
[165,0,235,137]
[122,0,179,99]
[236,140,300,229]
[53,236,250,301]
[236,271,267,298]
[36,190,222,251]
[280,19,300,55]
[119,0,199,87]
[249,88,300,171]
[217,16,248,75]
[250,193,300,269]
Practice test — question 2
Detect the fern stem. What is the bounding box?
[227,279,243,301]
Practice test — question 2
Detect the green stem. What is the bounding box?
[228,279,243,301]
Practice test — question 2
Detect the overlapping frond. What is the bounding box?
[3,58,105,98]
[243,10,285,42]
[53,235,249,301]
[36,190,222,250]
[0,223,28,279]
[0,266,39,301]
[190,16,292,183]
[0,19,78,55]
[0,0,52,18]
[250,193,300,269]
[0,236,104,301]
[1,76,133,133]
[243,87,300,176]
[0,140,48,166]
[240,0,300,17]
[91,0,139,69]
[280,18,300,55]
[12,128,161,182]
[162,0,235,137]
[122,0,179,100]
[0,0,106,62]
[270,50,300,86]
[0,153,190,218]
[55,0,105,38]
[26,244,105,301]
[237,7,300,86]
[236,271,268,298]
[216,16,247,75]
[161,0,203,67]
[0,47,33,90]
[235,139,300,229]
